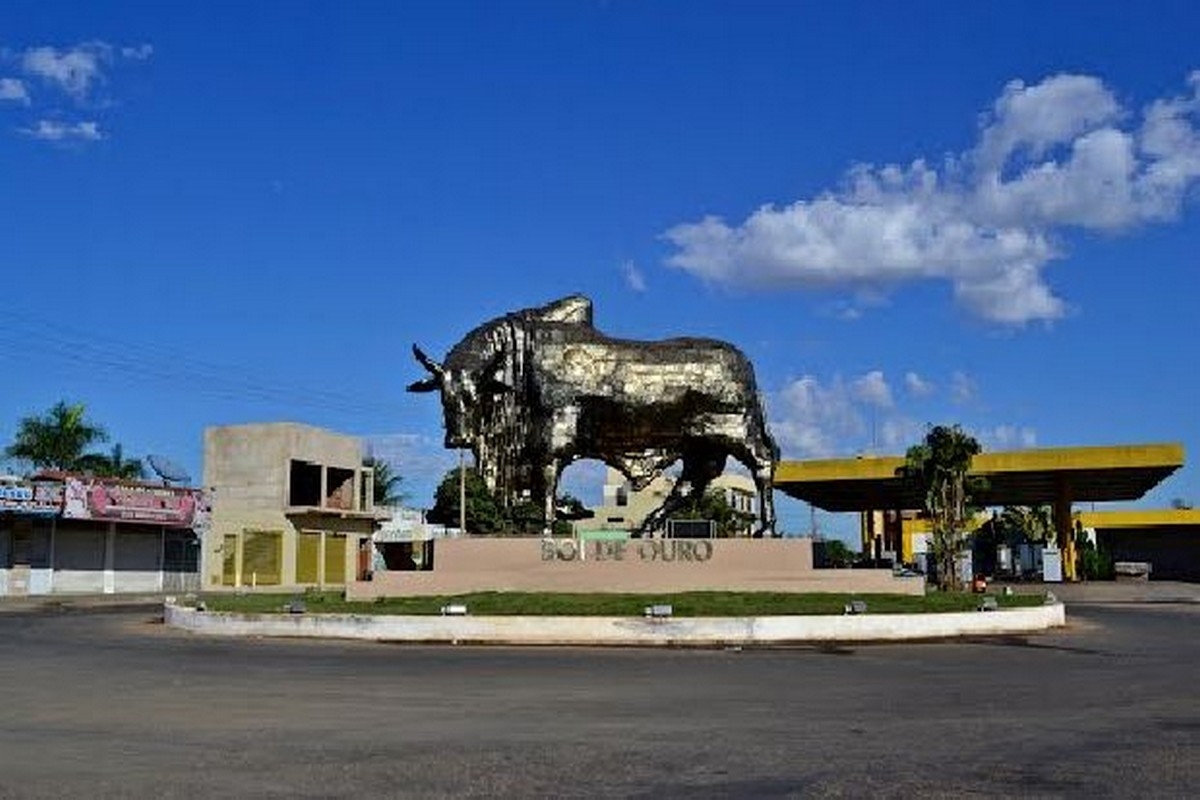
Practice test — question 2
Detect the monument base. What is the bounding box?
[348,537,924,599]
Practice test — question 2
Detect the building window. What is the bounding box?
[325,467,355,510]
[616,486,629,507]
[289,460,322,506]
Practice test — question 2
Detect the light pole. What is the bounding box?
[458,449,466,535]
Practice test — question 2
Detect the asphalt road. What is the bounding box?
[0,603,1197,798]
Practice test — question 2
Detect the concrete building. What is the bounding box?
[1,473,206,597]
[203,423,382,589]
[588,467,759,536]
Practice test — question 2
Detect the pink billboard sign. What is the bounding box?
[63,478,206,528]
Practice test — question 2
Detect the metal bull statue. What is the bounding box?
[408,295,779,536]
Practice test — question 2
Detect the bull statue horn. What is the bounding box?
[407,344,444,393]
[412,344,443,377]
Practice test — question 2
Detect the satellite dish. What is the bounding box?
[147,454,191,485]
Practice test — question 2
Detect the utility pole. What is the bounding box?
[458,449,466,535]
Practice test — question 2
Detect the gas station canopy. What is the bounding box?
[775,443,1185,512]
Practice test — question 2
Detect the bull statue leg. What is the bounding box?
[752,462,776,538]
[539,457,560,537]
[731,434,778,538]
[638,446,727,537]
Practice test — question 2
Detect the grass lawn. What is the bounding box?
[200,590,1046,617]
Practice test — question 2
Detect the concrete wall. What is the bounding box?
[348,537,924,598]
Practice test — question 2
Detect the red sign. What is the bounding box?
[64,478,204,528]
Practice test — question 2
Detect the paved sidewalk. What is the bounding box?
[0,593,171,614]
[1000,579,1200,604]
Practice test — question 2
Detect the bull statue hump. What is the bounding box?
[409,294,778,536]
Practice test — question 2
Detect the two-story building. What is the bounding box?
[203,423,382,589]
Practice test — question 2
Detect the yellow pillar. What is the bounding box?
[1054,480,1076,581]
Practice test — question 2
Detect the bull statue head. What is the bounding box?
[407,343,509,450]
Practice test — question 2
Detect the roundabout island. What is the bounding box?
[164,588,1065,647]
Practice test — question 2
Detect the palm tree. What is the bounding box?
[900,424,983,591]
[996,505,1054,545]
[4,401,109,472]
[76,443,146,480]
[365,457,407,507]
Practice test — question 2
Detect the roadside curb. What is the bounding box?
[164,601,1067,646]
[0,595,168,615]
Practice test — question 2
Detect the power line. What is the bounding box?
[0,309,405,417]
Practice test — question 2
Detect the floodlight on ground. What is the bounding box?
[440,604,469,616]
[1044,591,1058,605]
[843,599,868,615]
[978,596,999,612]
[644,604,673,618]
[284,599,306,614]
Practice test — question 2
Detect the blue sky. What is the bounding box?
[2,1,1198,541]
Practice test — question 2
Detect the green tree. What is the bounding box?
[1074,524,1114,580]
[668,488,756,538]
[5,401,109,472]
[77,443,145,480]
[900,424,983,591]
[995,505,1054,545]
[426,466,505,533]
[816,538,856,567]
[554,493,593,521]
[365,457,407,506]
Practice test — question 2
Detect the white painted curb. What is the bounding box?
[164,602,1066,646]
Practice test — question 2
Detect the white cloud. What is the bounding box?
[851,370,893,408]
[950,370,977,404]
[364,433,461,508]
[664,72,1200,325]
[21,43,111,100]
[19,119,103,141]
[770,372,936,458]
[770,375,865,458]
[904,371,934,397]
[975,75,1122,173]
[879,416,925,451]
[976,424,1038,450]
[622,260,647,292]
[120,43,153,61]
[0,78,29,104]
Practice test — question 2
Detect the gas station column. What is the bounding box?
[1054,479,1076,581]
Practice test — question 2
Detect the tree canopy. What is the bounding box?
[5,401,110,472]
[667,488,756,538]
[900,424,983,591]
[3,401,151,480]
[76,443,145,480]
[365,457,407,507]
[426,468,591,535]
[426,466,506,533]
